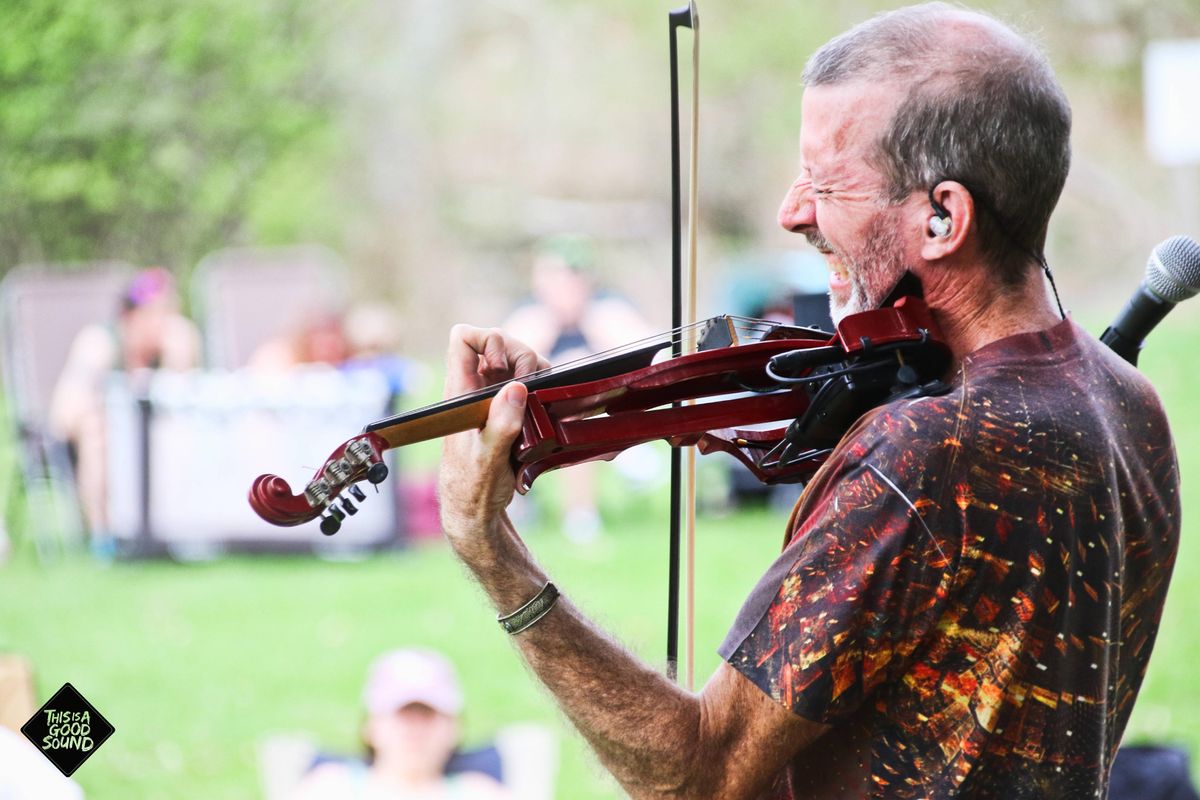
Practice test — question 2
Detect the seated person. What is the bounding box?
[48,267,201,535]
[0,727,84,800]
[291,649,510,799]
[246,306,351,372]
[503,236,654,542]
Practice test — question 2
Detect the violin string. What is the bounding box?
[500,316,788,394]
[521,315,784,382]
[394,320,714,419]
[536,314,788,375]
[386,315,798,422]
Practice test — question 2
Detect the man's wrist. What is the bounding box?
[441,509,502,553]
[445,512,527,583]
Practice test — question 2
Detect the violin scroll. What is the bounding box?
[248,432,390,534]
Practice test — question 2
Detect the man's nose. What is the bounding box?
[778,178,815,232]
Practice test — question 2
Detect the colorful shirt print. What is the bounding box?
[719,319,1180,799]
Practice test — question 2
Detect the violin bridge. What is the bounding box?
[697,315,740,351]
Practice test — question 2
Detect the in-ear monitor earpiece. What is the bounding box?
[927,185,953,238]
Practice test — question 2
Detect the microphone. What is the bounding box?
[1101,235,1200,366]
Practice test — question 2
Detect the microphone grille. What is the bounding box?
[1146,235,1200,303]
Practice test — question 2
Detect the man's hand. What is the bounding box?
[437,325,549,552]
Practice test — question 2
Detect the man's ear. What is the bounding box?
[920,181,975,261]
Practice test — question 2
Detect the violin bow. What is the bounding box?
[668,0,699,688]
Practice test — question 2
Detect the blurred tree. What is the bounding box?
[0,0,343,272]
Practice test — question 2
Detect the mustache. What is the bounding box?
[805,230,834,253]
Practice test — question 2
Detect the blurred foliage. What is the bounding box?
[0,0,345,271]
[1,0,1199,347]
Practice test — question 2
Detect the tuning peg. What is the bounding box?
[341,497,358,516]
[320,513,341,536]
[325,458,352,483]
[366,461,389,485]
[304,477,333,507]
[348,484,366,502]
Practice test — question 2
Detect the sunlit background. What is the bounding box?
[1,0,1198,797]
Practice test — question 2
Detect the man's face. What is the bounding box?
[778,82,913,324]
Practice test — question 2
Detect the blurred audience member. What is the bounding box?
[504,236,650,361]
[0,727,84,800]
[48,267,201,535]
[343,303,422,402]
[250,303,421,395]
[291,649,509,799]
[503,236,653,542]
[248,307,352,371]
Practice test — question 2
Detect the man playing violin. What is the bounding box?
[437,3,1179,797]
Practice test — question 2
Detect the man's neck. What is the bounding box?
[918,262,1064,365]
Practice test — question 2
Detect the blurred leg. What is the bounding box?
[562,462,601,543]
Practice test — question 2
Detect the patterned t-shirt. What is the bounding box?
[719,318,1180,799]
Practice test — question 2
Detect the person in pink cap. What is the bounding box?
[291,649,509,799]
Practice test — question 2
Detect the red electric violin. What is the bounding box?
[248,294,951,535]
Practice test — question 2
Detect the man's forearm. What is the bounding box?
[435,339,811,798]
[447,511,704,798]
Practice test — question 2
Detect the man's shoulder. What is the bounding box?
[839,389,966,466]
[787,389,971,525]
[842,321,1171,458]
[1075,326,1171,416]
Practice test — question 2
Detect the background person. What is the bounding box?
[0,726,85,800]
[503,236,654,542]
[247,306,353,372]
[290,648,509,800]
[47,267,201,536]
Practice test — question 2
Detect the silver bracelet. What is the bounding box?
[498,582,560,634]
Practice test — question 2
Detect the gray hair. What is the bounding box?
[804,3,1072,285]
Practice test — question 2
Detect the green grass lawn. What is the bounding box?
[2,310,1198,799]
[0,474,789,799]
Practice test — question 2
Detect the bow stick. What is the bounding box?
[668,1,699,688]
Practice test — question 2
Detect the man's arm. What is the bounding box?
[438,326,828,798]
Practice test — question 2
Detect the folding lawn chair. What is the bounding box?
[0,262,133,557]
[191,245,348,370]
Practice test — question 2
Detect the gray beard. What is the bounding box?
[827,220,908,326]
